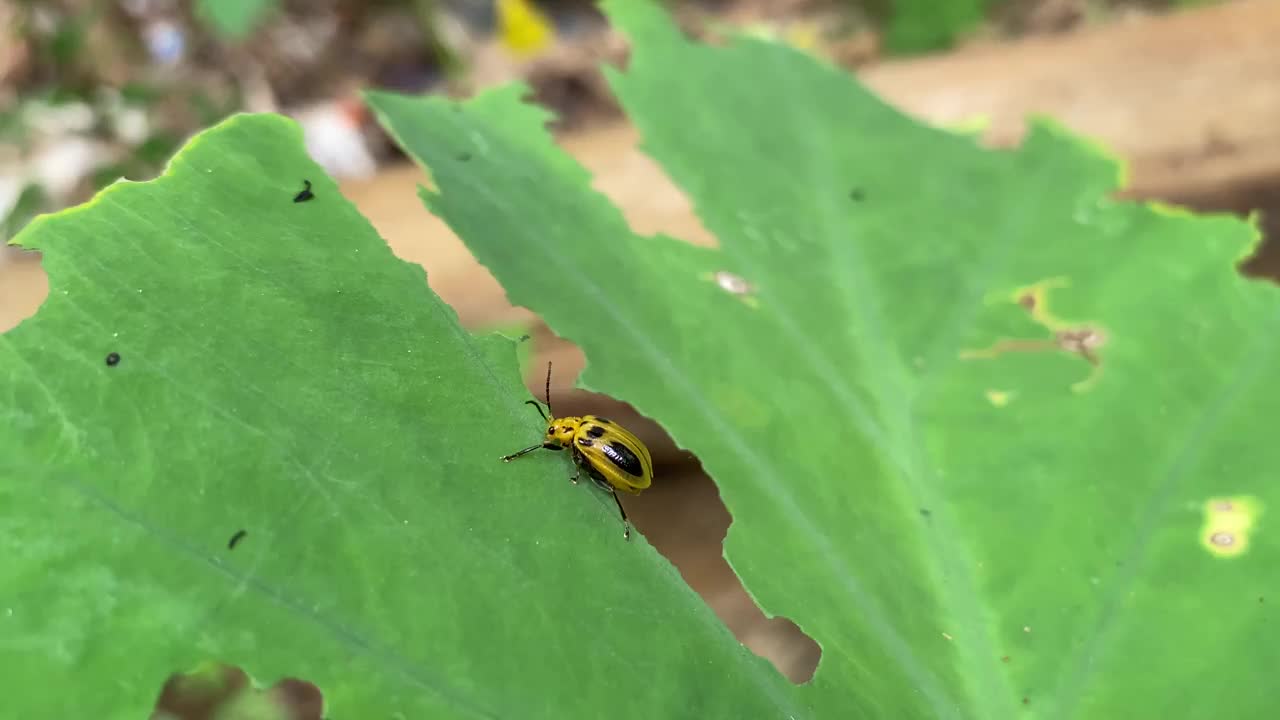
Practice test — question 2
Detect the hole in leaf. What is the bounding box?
[568,126,718,250]
[0,246,48,334]
[149,662,325,720]
[527,335,822,684]
[628,457,822,684]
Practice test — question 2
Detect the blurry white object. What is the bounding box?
[30,137,117,200]
[112,105,150,146]
[97,89,152,145]
[23,99,95,135]
[293,98,377,180]
[0,174,22,231]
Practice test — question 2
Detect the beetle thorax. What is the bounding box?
[545,416,584,447]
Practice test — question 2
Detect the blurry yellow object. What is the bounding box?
[498,0,554,56]
[782,21,821,51]
[738,20,822,56]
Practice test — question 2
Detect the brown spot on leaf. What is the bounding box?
[962,277,1107,391]
[1055,327,1106,365]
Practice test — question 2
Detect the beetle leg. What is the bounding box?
[570,462,581,485]
[610,489,631,541]
[500,444,541,462]
[500,442,560,462]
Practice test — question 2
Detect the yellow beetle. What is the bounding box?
[502,362,654,539]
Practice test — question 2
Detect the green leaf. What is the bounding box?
[1,114,790,717]
[367,0,1280,717]
[882,0,992,54]
[195,0,278,39]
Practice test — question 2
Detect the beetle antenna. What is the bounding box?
[524,399,548,421]
[544,361,554,415]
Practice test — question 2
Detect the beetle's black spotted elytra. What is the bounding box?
[601,440,643,477]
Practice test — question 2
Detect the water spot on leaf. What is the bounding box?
[705,270,758,307]
[1200,495,1261,558]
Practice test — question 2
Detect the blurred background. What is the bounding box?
[3,0,1278,697]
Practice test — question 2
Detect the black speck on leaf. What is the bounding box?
[293,179,314,203]
[228,529,248,550]
[105,352,121,367]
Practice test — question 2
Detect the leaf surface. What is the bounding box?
[368,1,1280,717]
[0,114,789,718]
